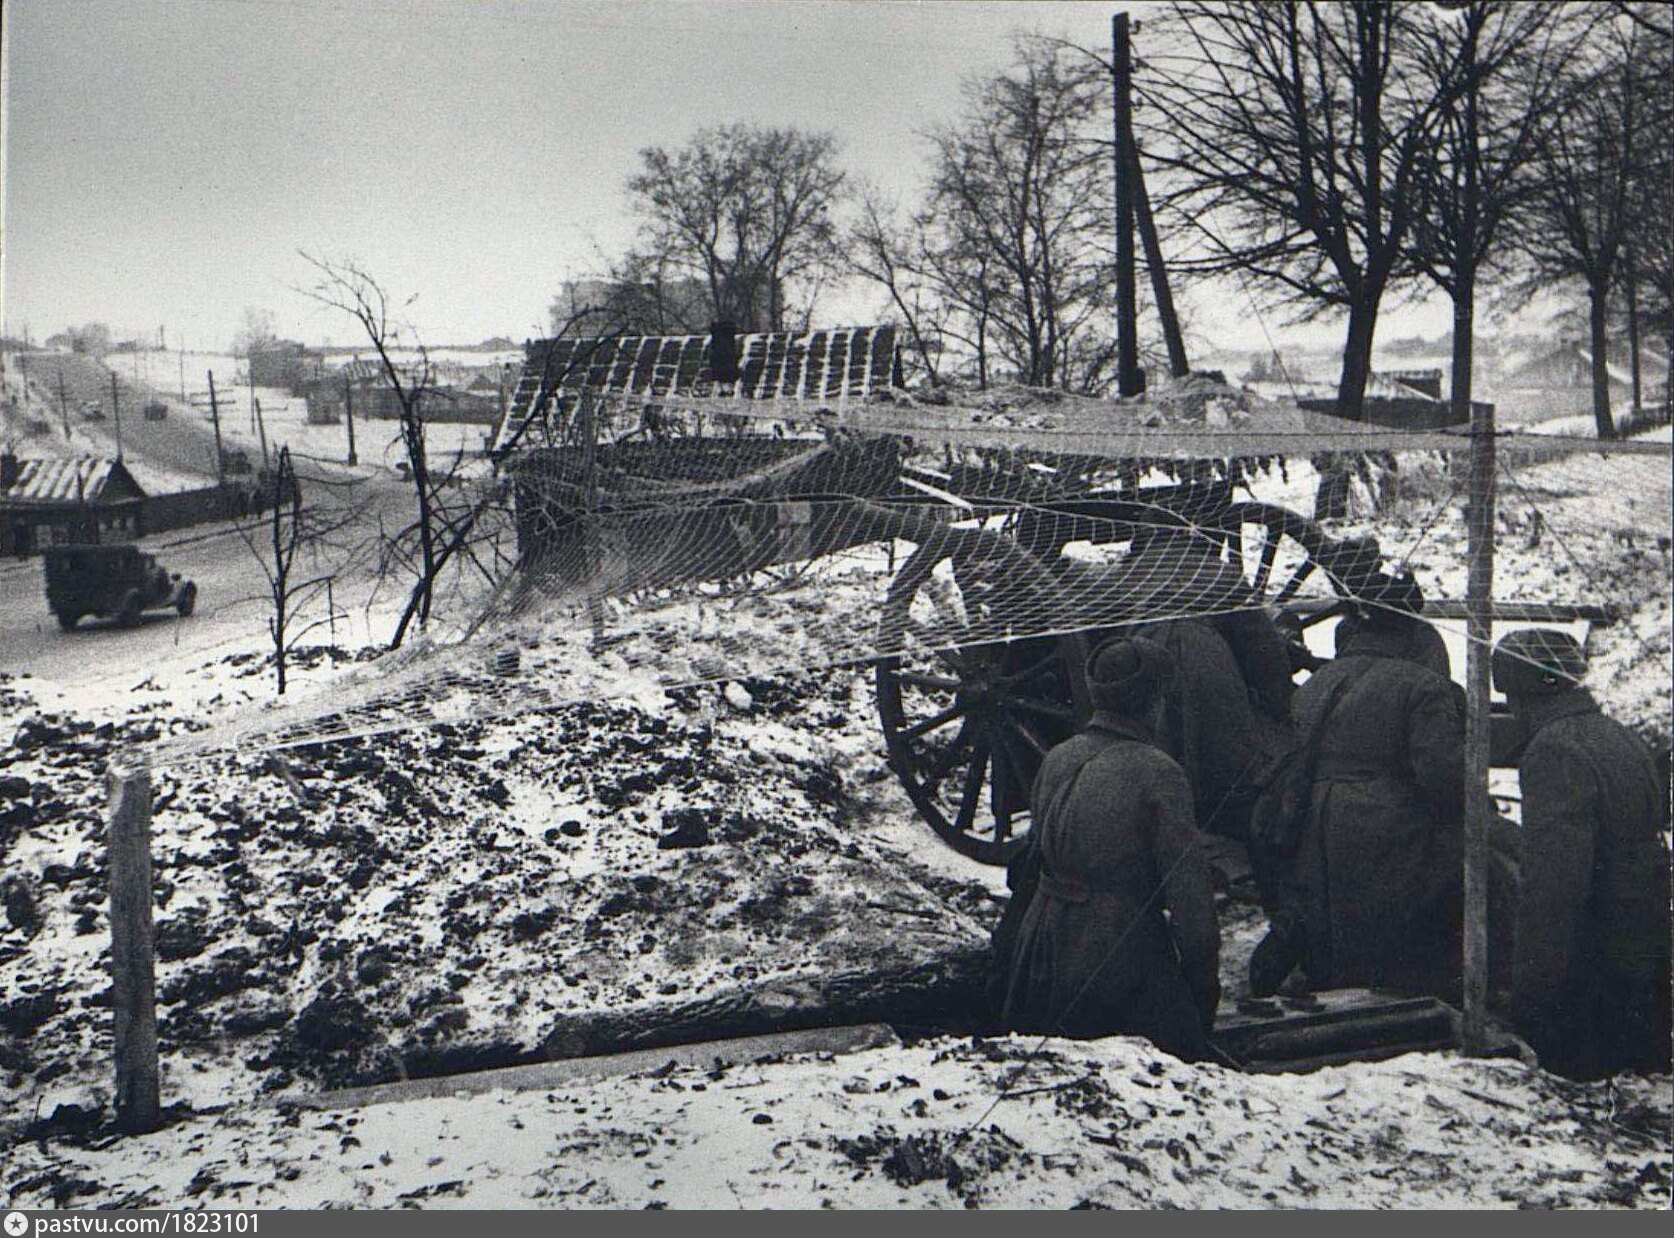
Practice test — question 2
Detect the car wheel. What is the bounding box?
[117,589,143,628]
[56,610,79,631]
[177,582,197,618]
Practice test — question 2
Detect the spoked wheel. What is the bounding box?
[1212,500,1359,659]
[876,531,1087,865]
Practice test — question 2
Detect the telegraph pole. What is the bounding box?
[207,371,227,493]
[1112,12,1143,397]
[254,398,270,471]
[110,372,124,461]
[57,369,71,440]
[344,373,358,466]
[1129,144,1190,380]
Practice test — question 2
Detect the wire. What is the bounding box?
[1492,453,1672,674]
[1388,454,1467,579]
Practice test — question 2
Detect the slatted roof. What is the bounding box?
[493,325,898,453]
[0,456,145,506]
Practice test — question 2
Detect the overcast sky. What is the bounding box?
[2,0,1442,355]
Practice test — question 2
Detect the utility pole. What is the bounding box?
[254,398,270,471]
[344,373,358,466]
[110,371,124,461]
[207,371,227,495]
[1112,12,1143,398]
[57,369,71,440]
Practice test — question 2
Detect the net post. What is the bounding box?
[580,388,607,649]
[1462,405,1496,1054]
[107,754,161,1132]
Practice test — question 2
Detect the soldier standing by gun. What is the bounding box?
[1493,628,1672,1080]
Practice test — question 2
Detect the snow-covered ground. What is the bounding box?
[2,349,495,482]
[0,428,1668,1209]
[5,1037,1667,1209]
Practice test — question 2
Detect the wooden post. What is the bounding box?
[581,390,606,649]
[1129,143,1190,380]
[1462,387,1496,1054]
[107,758,160,1133]
[344,374,358,466]
[1112,12,1142,398]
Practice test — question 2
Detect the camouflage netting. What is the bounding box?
[142,371,1671,777]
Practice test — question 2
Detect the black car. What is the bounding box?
[43,543,197,630]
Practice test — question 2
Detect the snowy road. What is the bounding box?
[0,469,412,703]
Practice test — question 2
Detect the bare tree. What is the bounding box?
[302,255,641,649]
[1514,15,1656,437]
[298,254,464,646]
[1620,15,1674,421]
[63,323,113,357]
[848,188,945,384]
[231,307,279,359]
[238,446,366,695]
[1628,129,1674,421]
[917,37,1116,391]
[1611,0,1673,42]
[1145,2,1459,418]
[627,124,846,332]
[1407,2,1578,424]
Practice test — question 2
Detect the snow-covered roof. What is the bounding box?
[0,454,145,505]
[1502,341,1668,389]
[1363,371,1441,401]
[494,325,899,453]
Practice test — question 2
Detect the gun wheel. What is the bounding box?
[876,532,1083,866]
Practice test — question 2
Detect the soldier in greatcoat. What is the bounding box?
[1494,628,1672,1080]
[1254,576,1468,998]
[1000,637,1221,1060]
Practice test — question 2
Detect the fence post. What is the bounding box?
[108,756,160,1133]
[1461,388,1496,1055]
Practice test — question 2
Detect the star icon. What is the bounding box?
[5,1212,29,1236]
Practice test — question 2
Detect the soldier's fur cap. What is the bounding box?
[1088,636,1173,713]
[1492,628,1587,697]
[1356,570,1426,630]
